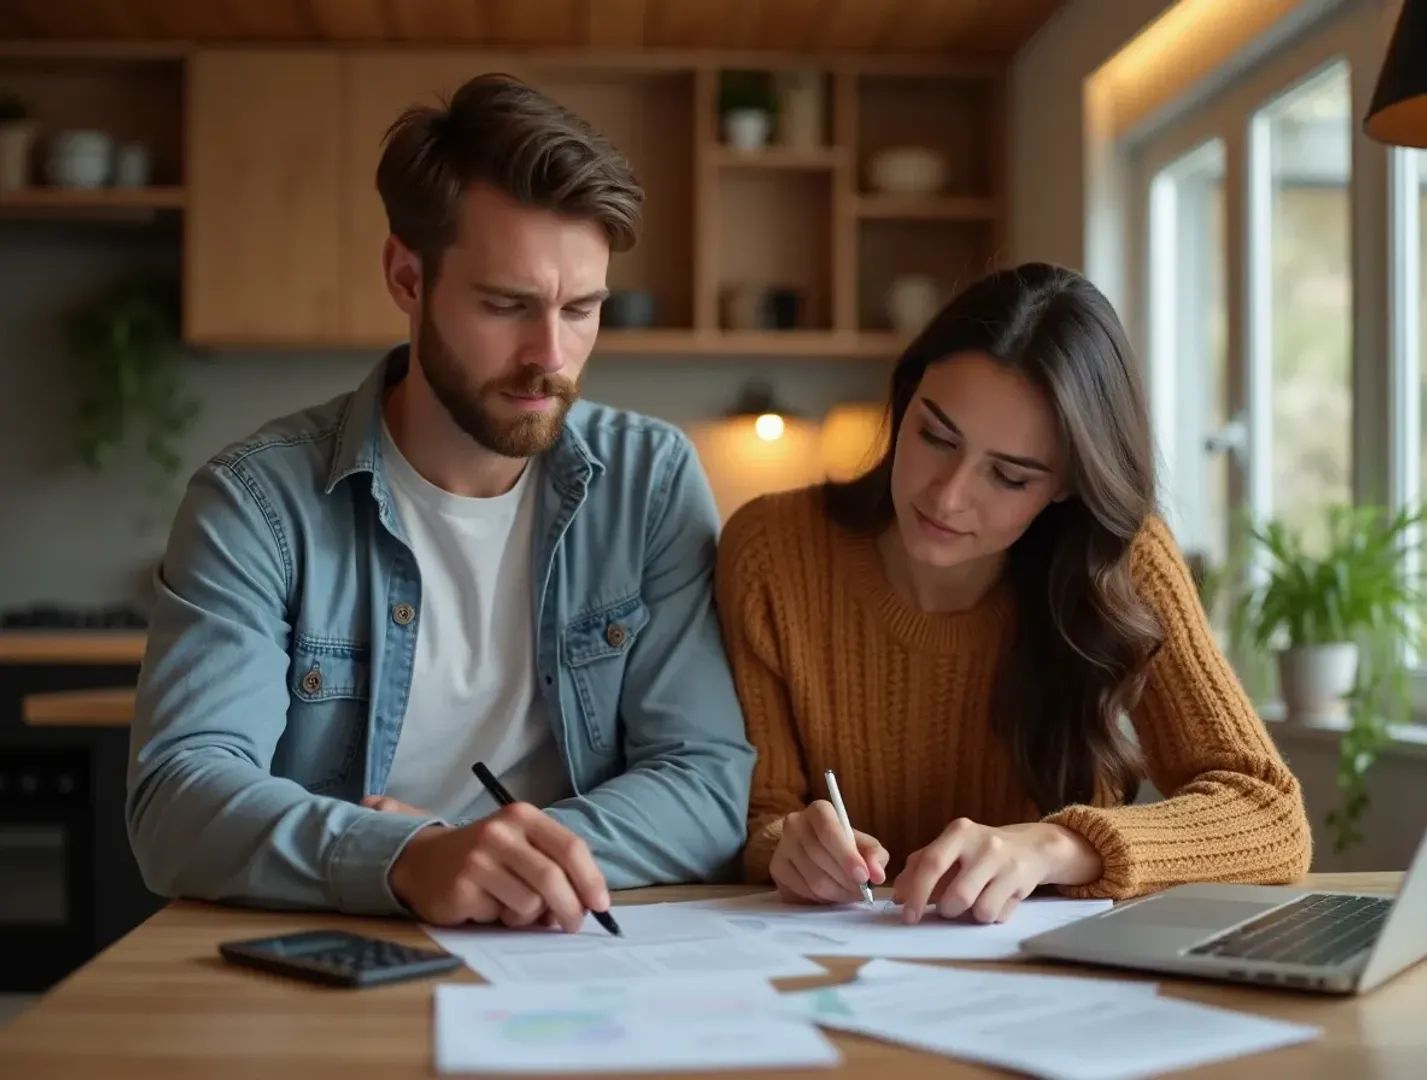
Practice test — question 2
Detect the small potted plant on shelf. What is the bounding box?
[719,70,775,152]
[0,91,38,192]
[1232,505,1423,850]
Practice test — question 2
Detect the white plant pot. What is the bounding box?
[723,109,771,152]
[1277,642,1359,726]
[0,120,39,192]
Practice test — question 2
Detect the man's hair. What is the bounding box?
[376,72,644,279]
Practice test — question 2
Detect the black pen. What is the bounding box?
[471,761,622,937]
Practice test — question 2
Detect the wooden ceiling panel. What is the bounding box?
[584,0,648,48]
[8,0,141,38]
[488,0,583,47]
[0,0,1066,55]
[748,0,827,51]
[302,0,389,42]
[807,0,897,52]
[645,0,736,49]
[379,0,488,43]
[211,0,316,41]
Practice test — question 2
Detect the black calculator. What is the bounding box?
[219,929,462,988]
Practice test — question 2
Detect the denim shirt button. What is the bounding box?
[392,602,416,626]
[300,668,323,695]
[605,623,628,649]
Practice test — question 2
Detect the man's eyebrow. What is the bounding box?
[472,284,610,305]
[919,397,1053,473]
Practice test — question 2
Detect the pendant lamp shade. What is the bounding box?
[1365,0,1427,148]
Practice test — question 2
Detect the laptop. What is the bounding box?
[1022,826,1427,994]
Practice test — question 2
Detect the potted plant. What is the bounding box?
[719,70,775,151]
[67,276,198,498]
[1233,507,1420,725]
[1232,505,1423,851]
[0,91,38,191]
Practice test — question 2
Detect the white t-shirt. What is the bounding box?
[379,425,570,821]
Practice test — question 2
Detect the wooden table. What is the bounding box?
[0,875,1421,1078]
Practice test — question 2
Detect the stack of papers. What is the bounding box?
[425,903,825,984]
[434,976,841,1074]
[784,959,1321,1080]
[426,898,1319,1078]
[686,890,1115,959]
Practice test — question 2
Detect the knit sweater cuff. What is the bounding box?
[742,814,786,883]
[1041,804,1141,899]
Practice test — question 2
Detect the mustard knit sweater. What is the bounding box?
[716,487,1312,900]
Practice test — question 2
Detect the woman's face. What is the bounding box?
[889,350,1068,570]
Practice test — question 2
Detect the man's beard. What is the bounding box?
[417,306,579,458]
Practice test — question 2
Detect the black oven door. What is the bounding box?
[0,746,95,990]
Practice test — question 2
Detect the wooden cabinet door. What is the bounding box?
[342,55,697,345]
[342,52,503,347]
[185,51,342,345]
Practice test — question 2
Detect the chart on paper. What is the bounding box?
[435,976,841,1074]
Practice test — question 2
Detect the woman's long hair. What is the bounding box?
[824,263,1161,813]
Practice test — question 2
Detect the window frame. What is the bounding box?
[1123,0,1408,705]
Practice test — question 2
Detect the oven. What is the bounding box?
[0,651,163,991]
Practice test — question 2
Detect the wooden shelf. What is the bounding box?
[0,186,186,217]
[23,687,136,728]
[705,145,846,171]
[595,329,904,358]
[0,631,147,666]
[855,193,996,221]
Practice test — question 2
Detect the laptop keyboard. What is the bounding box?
[1187,893,1393,967]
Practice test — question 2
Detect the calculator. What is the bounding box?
[218,929,463,988]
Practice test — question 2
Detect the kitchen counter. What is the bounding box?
[0,631,147,666]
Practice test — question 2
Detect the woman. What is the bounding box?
[716,263,1310,925]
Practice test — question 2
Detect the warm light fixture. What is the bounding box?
[728,380,796,443]
[1365,0,1427,148]
[753,413,785,442]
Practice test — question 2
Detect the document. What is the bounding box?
[434,976,842,1074]
[424,903,826,984]
[688,890,1115,959]
[784,960,1319,1080]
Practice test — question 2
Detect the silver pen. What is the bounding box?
[824,768,876,905]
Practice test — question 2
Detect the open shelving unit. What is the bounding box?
[0,44,1006,357]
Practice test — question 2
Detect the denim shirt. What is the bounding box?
[126,348,754,915]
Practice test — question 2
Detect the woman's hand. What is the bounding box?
[892,819,1102,924]
[770,800,890,904]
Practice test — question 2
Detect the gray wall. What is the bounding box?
[0,222,885,609]
[1009,0,1173,270]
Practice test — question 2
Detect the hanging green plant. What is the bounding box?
[66,276,197,494]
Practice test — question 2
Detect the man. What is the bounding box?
[127,74,754,930]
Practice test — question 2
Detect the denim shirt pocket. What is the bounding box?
[561,594,650,753]
[283,634,371,794]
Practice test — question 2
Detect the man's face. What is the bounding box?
[409,183,611,458]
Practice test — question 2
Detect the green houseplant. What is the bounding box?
[1232,505,1423,851]
[67,276,197,495]
[719,70,775,151]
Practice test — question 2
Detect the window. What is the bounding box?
[1129,6,1425,721]
[1253,61,1354,548]
[1406,148,1426,504]
[1148,140,1230,567]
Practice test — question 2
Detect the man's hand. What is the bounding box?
[387,802,611,931]
[361,794,429,816]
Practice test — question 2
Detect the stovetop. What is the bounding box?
[0,605,149,631]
